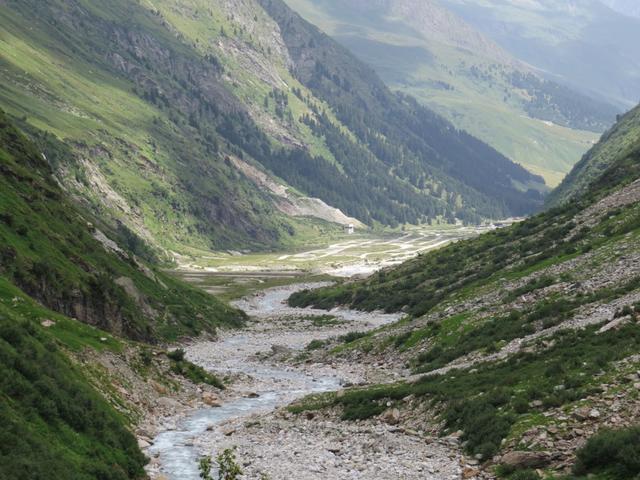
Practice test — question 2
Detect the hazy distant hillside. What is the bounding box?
[284,0,617,185]
[442,0,640,109]
[548,104,640,207]
[600,0,640,18]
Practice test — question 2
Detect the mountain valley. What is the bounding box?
[1,1,640,479]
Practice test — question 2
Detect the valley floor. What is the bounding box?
[143,227,480,479]
[170,224,487,301]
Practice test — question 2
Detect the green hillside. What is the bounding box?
[283,0,617,186]
[0,104,245,479]
[548,105,640,207]
[0,277,146,480]
[0,110,244,341]
[0,0,545,252]
[288,105,640,475]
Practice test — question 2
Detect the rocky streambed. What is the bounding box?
[144,283,464,479]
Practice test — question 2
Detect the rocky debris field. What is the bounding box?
[199,410,465,480]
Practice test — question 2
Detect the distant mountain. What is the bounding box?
[441,0,640,110]
[284,0,618,186]
[600,0,640,18]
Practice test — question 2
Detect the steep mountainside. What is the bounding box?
[0,111,242,478]
[283,0,617,185]
[0,278,146,480]
[288,106,640,476]
[548,105,640,207]
[442,0,640,110]
[259,0,545,218]
[0,0,544,250]
[0,110,243,342]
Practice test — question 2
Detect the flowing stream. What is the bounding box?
[146,284,402,479]
[147,369,341,479]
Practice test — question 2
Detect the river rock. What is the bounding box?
[202,392,222,407]
[381,408,401,425]
[138,438,152,449]
[500,451,550,469]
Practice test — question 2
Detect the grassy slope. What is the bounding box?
[0,277,146,480]
[283,0,606,186]
[548,105,640,207]
[0,110,244,341]
[288,106,640,476]
[0,0,334,251]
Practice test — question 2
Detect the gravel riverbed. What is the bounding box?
[145,283,464,480]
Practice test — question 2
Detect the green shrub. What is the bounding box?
[167,348,186,361]
[216,447,243,480]
[341,401,386,421]
[339,331,367,344]
[306,339,326,350]
[170,359,224,389]
[506,470,540,480]
[574,427,640,478]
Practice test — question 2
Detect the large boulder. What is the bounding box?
[500,451,551,469]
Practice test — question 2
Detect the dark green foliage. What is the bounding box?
[574,427,640,479]
[306,339,326,350]
[199,456,213,480]
[167,348,186,362]
[509,71,618,133]
[341,401,386,421]
[215,448,243,480]
[169,359,224,390]
[0,294,146,479]
[496,467,541,480]
[339,331,367,344]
